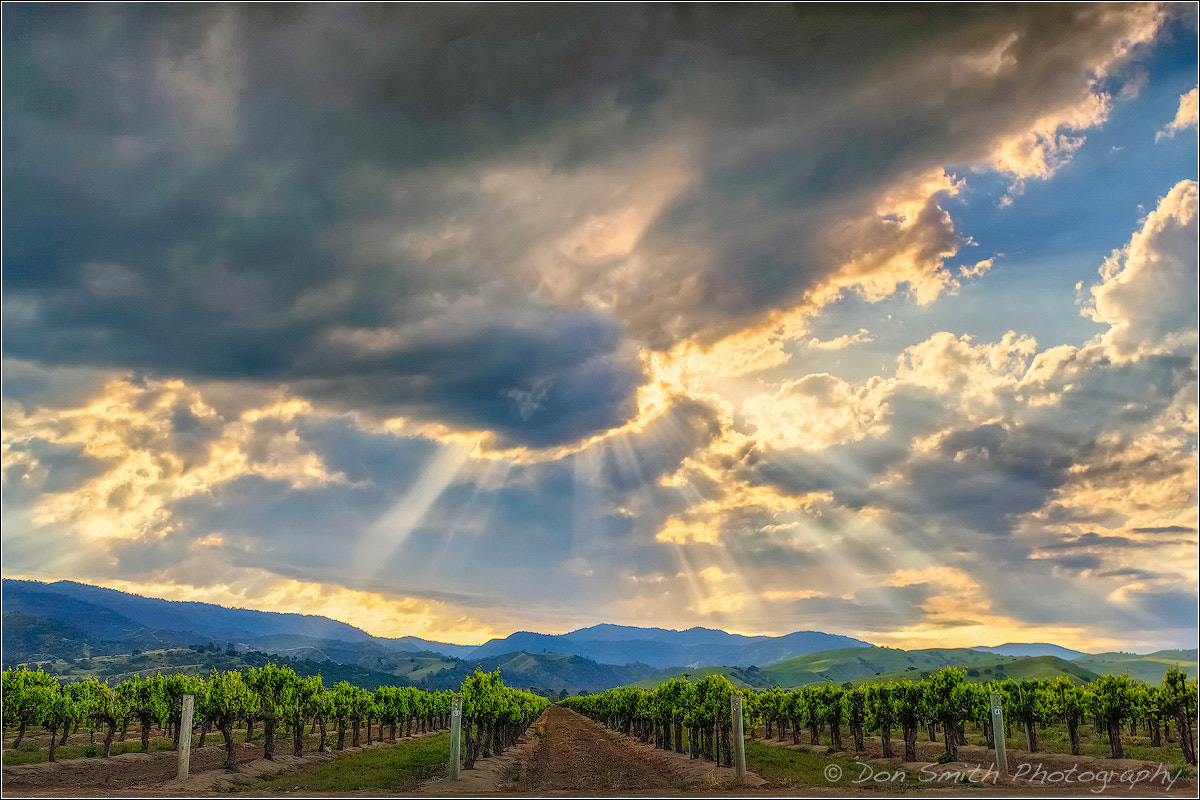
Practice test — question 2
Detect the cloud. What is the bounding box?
[2,4,1167,450]
[1156,85,1199,140]
[806,329,874,350]
[1083,179,1199,361]
[2,5,1194,650]
[743,373,887,452]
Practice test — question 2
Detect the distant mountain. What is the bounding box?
[2,584,193,661]
[6,579,374,643]
[471,626,871,669]
[12,578,1183,690]
[2,579,474,660]
[971,642,1089,659]
[4,579,868,671]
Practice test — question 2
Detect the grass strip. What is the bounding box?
[744,740,933,793]
[232,732,451,793]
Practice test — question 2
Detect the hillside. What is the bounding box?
[971,642,1088,659]
[759,647,995,687]
[1,579,474,662]
[3,579,867,670]
[753,647,1104,688]
[5,578,1190,696]
[470,626,872,669]
[1073,650,1197,683]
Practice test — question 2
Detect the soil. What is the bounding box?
[0,725,429,797]
[3,737,266,796]
[2,716,1194,797]
[416,705,769,796]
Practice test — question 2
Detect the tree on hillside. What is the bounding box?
[1085,673,1136,759]
[1160,667,1198,766]
[891,682,924,762]
[245,663,299,761]
[37,680,85,762]
[117,674,168,754]
[1049,677,1085,756]
[922,667,969,761]
[206,669,255,771]
[866,683,896,758]
[847,685,868,753]
[2,667,58,748]
[1006,679,1051,753]
[162,673,205,751]
[816,684,846,752]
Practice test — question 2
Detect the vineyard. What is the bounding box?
[2,661,1197,795]
[561,667,1198,768]
[1,663,546,770]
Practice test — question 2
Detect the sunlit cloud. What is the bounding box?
[3,4,1195,652]
[1156,85,1199,140]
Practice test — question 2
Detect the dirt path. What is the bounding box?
[522,705,697,793]
[417,705,769,796]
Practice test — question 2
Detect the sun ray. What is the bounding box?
[349,440,472,576]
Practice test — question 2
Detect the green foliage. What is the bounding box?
[1160,667,1198,719]
[205,668,255,723]
[245,662,299,721]
[2,666,59,732]
[1085,672,1136,724]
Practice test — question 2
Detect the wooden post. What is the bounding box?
[449,695,462,781]
[989,694,1007,782]
[177,694,194,782]
[731,694,746,783]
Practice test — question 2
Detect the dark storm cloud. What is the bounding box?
[1124,589,1200,630]
[0,359,115,410]
[1132,525,1196,534]
[1,439,116,500]
[2,3,1165,446]
[784,585,937,632]
[1040,531,1193,550]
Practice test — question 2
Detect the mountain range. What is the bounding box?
[2,579,871,669]
[5,578,1191,692]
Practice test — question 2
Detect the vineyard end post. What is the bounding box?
[731,694,746,783]
[449,694,462,781]
[177,694,194,782]
[989,694,1008,781]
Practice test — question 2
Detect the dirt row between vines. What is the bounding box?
[420,709,1197,798]
[1,729,443,796]
[4,712,1195,797]
[415,704,771,796]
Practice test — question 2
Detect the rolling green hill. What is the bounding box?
[1073,650,1197,683]
[759,646,1001,687]
[855,654,1098,686]
[627,649,1103,690]
[681,647,1104,688]
[629,665,771,690]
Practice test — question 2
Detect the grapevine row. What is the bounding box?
[1,664,548,771]
[561,667,1198,767]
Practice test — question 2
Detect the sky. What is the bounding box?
[2,4,1198,653]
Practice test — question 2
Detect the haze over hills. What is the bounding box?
[3,579,870,669]
[2,579,473,658]
[469,626,872,669]
[970,642,1088,659]
[4,579,1193,694]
